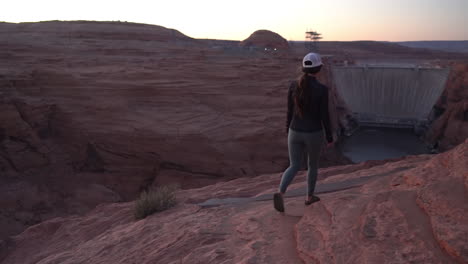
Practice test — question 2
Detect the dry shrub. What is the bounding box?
[134,185,178,220]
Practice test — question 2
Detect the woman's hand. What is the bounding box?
[326,134,334,148]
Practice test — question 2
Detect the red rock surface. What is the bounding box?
[426,62,468,150]
[0,21,351,240]
[240,30,289,50]
[2,140,466,264]
[0,98,123,240]
[1,20,467,247]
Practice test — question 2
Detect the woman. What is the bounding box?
[274,52,334,212]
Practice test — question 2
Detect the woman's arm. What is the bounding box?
[320,86,333,143]
[286,82,295,133]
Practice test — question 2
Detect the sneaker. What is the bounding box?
[305,195,320,205]
[273,193,284,212]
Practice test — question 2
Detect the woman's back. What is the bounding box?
[275,52,334,213]
[286,76,331,140]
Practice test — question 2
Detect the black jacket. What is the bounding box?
[286,77,333,143]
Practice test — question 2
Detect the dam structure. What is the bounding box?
[332,65,449,129]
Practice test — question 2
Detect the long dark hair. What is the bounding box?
[294,65,322,117]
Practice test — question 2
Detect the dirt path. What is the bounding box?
[198,166,413,208]
[193,166,416,263]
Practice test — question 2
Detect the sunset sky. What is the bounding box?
[1,0,467,41]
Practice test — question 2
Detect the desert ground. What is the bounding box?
[0,21,467,263]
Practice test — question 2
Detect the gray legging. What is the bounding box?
[279,128,323,196]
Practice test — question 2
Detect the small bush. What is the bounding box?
[134,185,178,220]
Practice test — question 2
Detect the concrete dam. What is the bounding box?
[332,65,450,162]
[332,66,450,128]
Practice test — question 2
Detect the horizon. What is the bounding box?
[2,20,467,43]
[1,0,467,42]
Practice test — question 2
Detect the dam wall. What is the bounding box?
[332,66,449,128]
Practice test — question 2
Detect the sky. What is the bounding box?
[1,0,467,41]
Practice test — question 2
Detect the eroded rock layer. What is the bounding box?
[2,140,466,264]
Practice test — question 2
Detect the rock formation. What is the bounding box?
[240,30,289,50]
[1,21,466,252]
[0,21,350,241]
[2,140,466,264]
[0,98,122,240]
[426,62,468,150]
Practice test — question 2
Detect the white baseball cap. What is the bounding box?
[302,52,323,68]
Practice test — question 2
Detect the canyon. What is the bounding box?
[0,21,467,263]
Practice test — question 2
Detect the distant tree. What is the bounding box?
[305,29,322,52]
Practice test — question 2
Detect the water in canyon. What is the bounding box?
[338,127,430,163]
